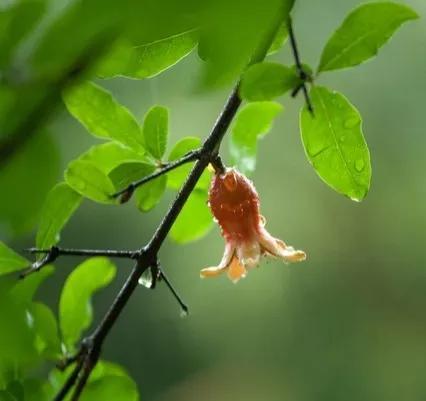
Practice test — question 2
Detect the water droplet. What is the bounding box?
[344,117,359,129]
[138,270,153,288]
[339,136,345,143]
[354,159,365,172]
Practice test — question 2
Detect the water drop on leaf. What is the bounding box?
[355,159,365,172]
[344,117,359,128]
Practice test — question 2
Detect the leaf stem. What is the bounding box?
[112,149,202,203]
[287,17,314,114]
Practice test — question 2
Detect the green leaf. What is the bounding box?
[240,62,300,101]
[0,242,28,275]
[142,106,168,160]
[79,142,151,175]
[11,266,54,304]
[0,131,59,237]
[318,2,418,72]
[108,162,154,190]
[135,175,167,212]
[267,22,288,55]
[230,101,283,175]
[0,391,18,401]
[59,257,116,349]
[29,303,61,359]
[80,375,138,401]
[63,82,145,153]
[65,160,116,204]
[171,189,212,243]
[167,137,211,190]
[36,183,82,250]
[97,29,197,79]
[300,86,371,201]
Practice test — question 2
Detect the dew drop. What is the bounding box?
[344,117,359,129]
[354,159,365,172]
[339,136,345,143]
[138,269,153,288]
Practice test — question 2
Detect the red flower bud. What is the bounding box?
[201,168,306,283]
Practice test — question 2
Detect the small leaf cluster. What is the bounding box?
[237,2,417,201]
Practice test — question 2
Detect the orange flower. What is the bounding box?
[201,168,306,283]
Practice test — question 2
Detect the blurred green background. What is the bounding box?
[3,0,426,400]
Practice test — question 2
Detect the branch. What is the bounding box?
[287,17,314,114]
[47,10,288,401]
[112,149,201,203]
[19,246,138,278]
[0,34,115,167]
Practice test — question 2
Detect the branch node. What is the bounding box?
[19,246,59,279]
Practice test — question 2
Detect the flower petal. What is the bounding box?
[227,255,247,283]
[200,242,235,279]
[236,241,260,269]
[258,227,306,263]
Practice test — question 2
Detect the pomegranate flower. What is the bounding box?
[201,168,306,283]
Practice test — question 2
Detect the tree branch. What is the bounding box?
[112,149,201,203]
[36,10,289,401]
[19,246,138,278]
[287,17,314,114]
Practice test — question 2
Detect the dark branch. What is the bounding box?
[112,149,201,203]
[287,17,314,114]
[0,34,115,167]
[19,246,138,278]
[49,10,288,401]
[157,262,188,314]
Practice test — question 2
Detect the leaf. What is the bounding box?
[36,183,82,250]
[300,86,371,201]
[63,81,145,154]
[79,142,151,175]
[267,22,288,55]
[65,160,116,204]
[11,266,54,304]
[0,242,28,275]
[29,302,61,359]
[0,131,59,237]
[108,162,154,190]
[318,2,418,72]
[230,101,283,175]
[170,190,212,243]
[135,175,167,212]
[142,106,168,160]
[239,62,300,101]
[59,257,116,349]
[167,137,210,190]
[80,375,138,401]
[97,29,197,79]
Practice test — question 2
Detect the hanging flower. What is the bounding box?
[201,168,306,283]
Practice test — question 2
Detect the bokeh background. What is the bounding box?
[4,0,426,400]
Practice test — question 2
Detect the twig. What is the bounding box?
[48,10,287,401]
[112,149,201,203]
[19,246,138,278]
[157,262,188,314]
[52,360,84,401]
[287,17,314,114]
